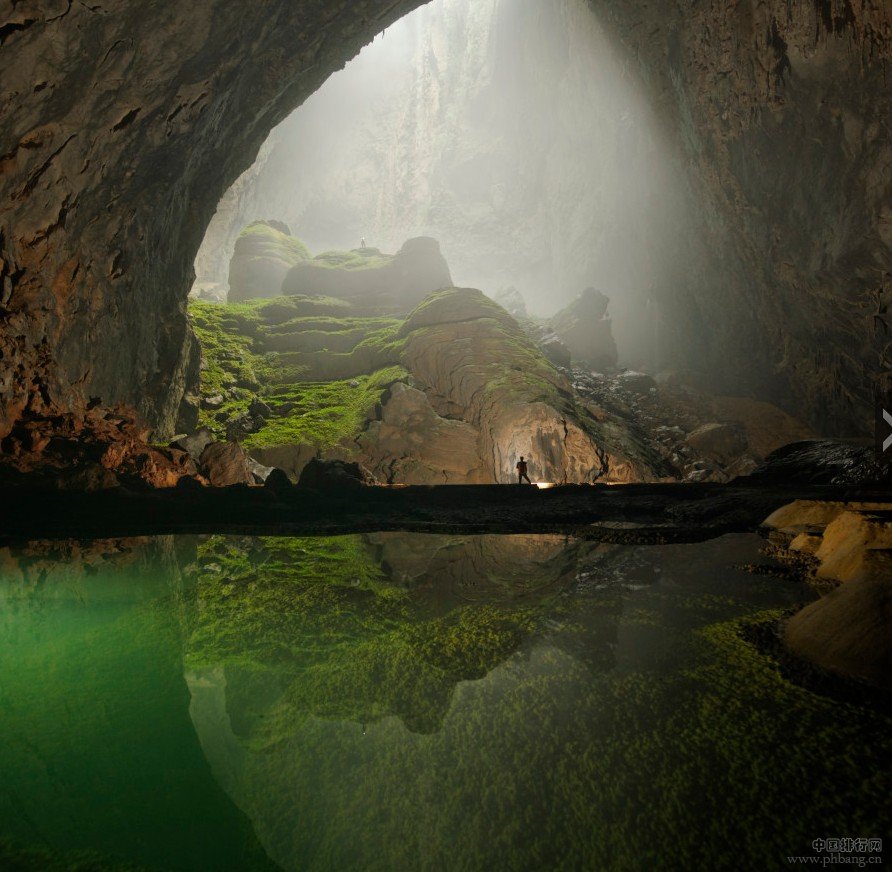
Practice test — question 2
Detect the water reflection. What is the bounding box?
[184,534,604,737]
[1,533,889,872]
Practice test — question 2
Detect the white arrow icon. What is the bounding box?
[884,409,892,453]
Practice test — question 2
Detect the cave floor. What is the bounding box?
[3,480,887,543]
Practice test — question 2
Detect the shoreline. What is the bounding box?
[2,479,887,544]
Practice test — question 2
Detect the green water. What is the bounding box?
[0,533,888,871]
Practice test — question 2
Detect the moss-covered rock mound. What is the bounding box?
[282,236,453,315]
[189,287,664,484]
[228,221,311,303]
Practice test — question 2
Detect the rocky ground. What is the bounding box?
[184,227,817,490]
[760,499,892,692]
[187,272,669,485]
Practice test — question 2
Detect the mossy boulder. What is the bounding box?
[227,221,311,303]
[282,236,452,315]
[189,286,664,484]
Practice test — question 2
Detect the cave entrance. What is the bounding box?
[192,0,681,362]
[182,0,803,486]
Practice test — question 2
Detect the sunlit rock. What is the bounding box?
[784,577,892,691]
[762,500,892,690]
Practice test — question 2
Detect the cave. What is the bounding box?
[0,1,890,869]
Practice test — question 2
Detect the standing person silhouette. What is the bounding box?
[516,456,532,485]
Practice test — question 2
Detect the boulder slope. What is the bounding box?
[190,287,666,484]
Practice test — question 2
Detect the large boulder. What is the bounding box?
[297,458,374,490]
[812,510,892,585]
[784,577,892,691]
[398,288,659,484]
[228,221,311,302]
[762,500,892,691]
[548,287,618,370]
[282,237,453,315]
[199,441,254,486]
[684,422,748,463]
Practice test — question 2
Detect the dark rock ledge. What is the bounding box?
[0,473,886,544]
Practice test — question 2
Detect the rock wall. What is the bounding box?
[1,0,888,442]
[591,0,891,434]
[0,0,426,439]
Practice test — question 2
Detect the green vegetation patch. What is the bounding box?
[188,297,406,446]
[244,366,408,452]
[186,535,540,736]
[235,221,311,265]
[311,249,393,271]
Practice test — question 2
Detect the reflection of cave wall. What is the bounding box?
[0,0,888,439]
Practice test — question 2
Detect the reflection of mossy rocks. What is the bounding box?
[228,221,311,303]
[185,534,551,736]
[549,286,618,370]
[282,236,452,315]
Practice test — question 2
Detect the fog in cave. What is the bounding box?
[196,0,692,369]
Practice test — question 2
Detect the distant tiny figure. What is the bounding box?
[516,456,532,485]
[360,237,366,248]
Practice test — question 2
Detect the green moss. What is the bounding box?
[251,294,353,323]
[188,297,405,442]
[243,366,408,451]
[186,536,540,736]
[311,249,393,271]
[262,315,397,338]
[0,839,151,872]
[189,301,262,431]
[236,221,311,264]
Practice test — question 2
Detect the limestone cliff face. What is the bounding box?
[0,0,888,444]
[591,0,891,434]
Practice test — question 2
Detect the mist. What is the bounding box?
[195,0,694,369]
